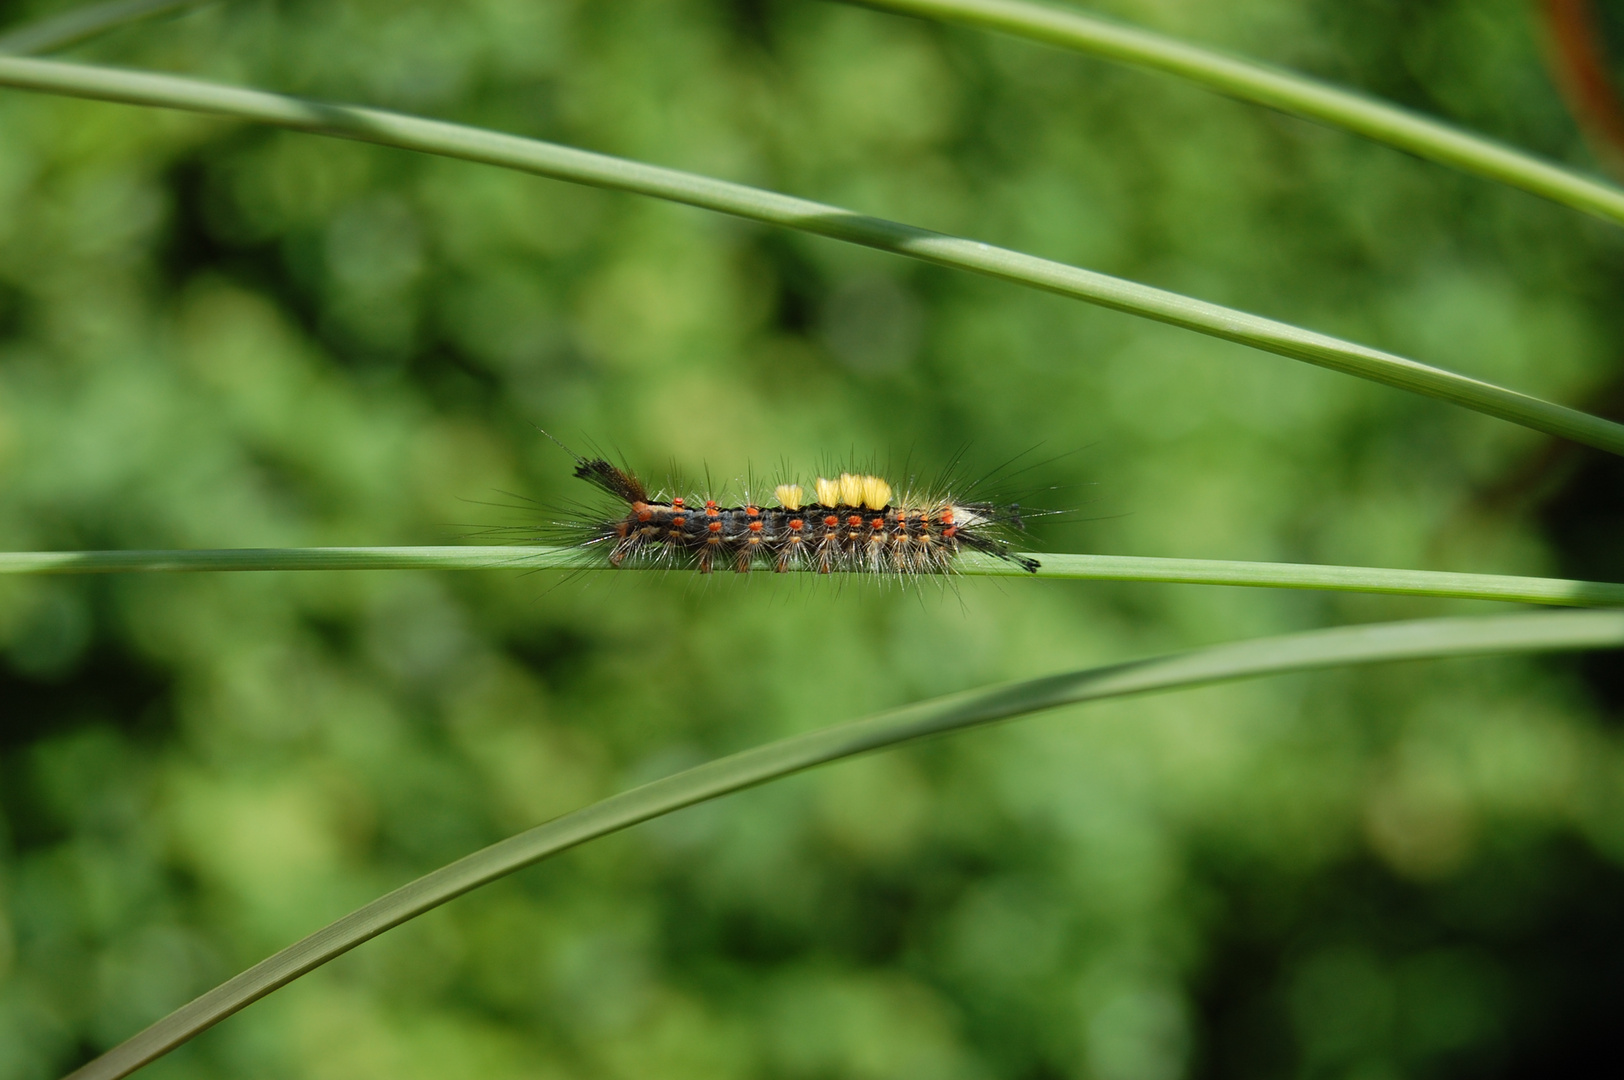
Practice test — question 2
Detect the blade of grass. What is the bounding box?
[0,0,213,56]
[3,546,1623,607]
[848,0,1624,228]
[64,609,1624,1080]
[0,59,1620,455]
[972,551,1624,607]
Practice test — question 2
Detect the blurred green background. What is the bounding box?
[3,0,1624,1076]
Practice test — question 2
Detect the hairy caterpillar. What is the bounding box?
[550,447,1042,577]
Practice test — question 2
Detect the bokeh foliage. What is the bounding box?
[2,1,1623,1078]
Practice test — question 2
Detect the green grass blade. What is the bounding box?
[0,0,213,55]
[850,0,1624,228]
[0,59,1620,454]
[63,610,1624,1080]
[979,552,1624,607]
[0,547,553,574]
[3,546,1622,607]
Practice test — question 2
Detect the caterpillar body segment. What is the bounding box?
[569,458,1041,576]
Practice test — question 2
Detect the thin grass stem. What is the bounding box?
[3,546,1623,607]
[0,58,1620,454]
[848,0,1624,228]
[63,609,1624,1080]
[0,0,213,56]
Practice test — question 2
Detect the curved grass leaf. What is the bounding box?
[4,546,1623,607]
[0,58,1621,455]
[0,0,213,56]
[850,0,1624,228]
[64,609,1624,1080]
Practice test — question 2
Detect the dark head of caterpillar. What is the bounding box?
[550,451,1042,577]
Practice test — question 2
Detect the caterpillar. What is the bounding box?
[551,448,1042,577]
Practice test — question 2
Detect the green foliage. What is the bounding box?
[1,2,1622,1079]
[856,0,1624,227]
[77,611,1624,1080]
[4,54,1621,449]
[0,1,211,56]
